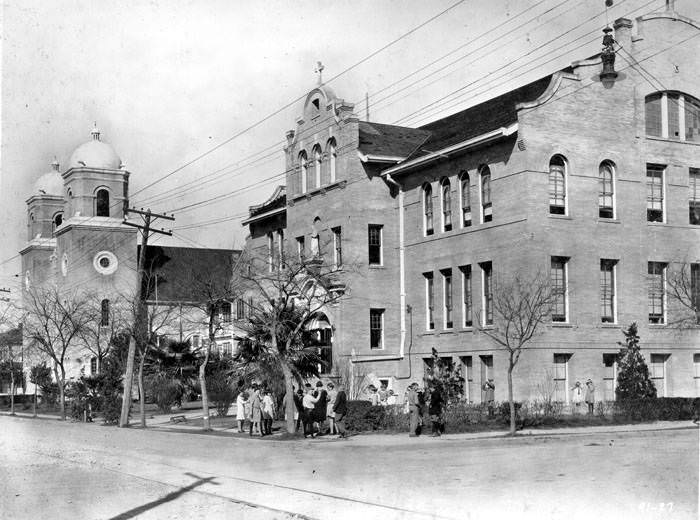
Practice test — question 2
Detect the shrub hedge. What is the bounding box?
[343,397,699,433]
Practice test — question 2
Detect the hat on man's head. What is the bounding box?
[586,379,593,383]
[316,381,324,387]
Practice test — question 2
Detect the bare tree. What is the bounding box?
[334,356,367,401]
[234,246,349,434]
[478,271,556,435]
[0,324,24,415]
[666,260,700,328]
[22,286,93,420]
[77,294,130,374]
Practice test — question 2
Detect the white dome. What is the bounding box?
[33,161,64,195]
[68,125,121,170]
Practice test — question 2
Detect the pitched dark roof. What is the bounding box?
[140,246,240,303]
[358,121,431,158]
[411,75,553,159]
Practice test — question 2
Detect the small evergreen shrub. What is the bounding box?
[615,323,657,400]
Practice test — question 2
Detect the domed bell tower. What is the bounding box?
[54,124,137,296]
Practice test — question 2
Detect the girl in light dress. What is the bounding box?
[235,391,249,433]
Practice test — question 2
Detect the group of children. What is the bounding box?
[234,386,276,436]
[293,381,347,438]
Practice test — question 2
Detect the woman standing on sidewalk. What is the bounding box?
[250,387,262,436]
[235,391,249,433]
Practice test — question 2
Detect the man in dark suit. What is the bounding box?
[333,384,348,438]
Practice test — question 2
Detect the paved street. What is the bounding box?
[0,415,697,520]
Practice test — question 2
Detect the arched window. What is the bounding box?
[327,138,337,183]
[311,216,322,257]
[100,299,110,327]
[441,178,452,232]
[645,91,700,143]
[549,156,566,215]
[599,161,615,219]
[423,184,434,236]
[460,172,471,227]
[313,145,322,188]
[95,188,110,217]
[299,151,308,194]
[480,166,492,223]
[52,212,63,233]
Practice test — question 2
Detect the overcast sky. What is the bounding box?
[1,0,698,296]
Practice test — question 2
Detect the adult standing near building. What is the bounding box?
[571,381,584,414]
[235,391,248,433]
[585,379,596,415]
[302,384,319,437]
[428,386,445,437]
[262,389,275,436]
[368,385,380,406]
[326,381,337,435]
[483,380,495,417]
[407,383,421,437]
[312,381,328,434]
[333,383,348,439]
[293,388,304,433]
[249,387,262,436]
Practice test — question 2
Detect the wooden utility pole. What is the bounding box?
[119,208,174,428]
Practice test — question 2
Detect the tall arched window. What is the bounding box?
[100,299,110,327]
[645,91,700,143]
[441,178,452,232]
[480,166,492,223]
[599,161,615,219]
[313,145,322,189]
[311,216,322,257]
[96,188,110,217]
[52,212,63,233]
[548,156,566,215]
[299,151,308,193]
[423,184,434,236]
[327,138,337,183]
[460,172,471,227]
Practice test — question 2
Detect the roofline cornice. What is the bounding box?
[380,123,518,177]
[356,152,405,164]
[515,72,579,111]
[241,206,286,226]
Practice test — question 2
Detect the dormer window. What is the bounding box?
[53,212,63,232]
[312,98,320,111]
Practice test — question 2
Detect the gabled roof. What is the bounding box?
[358,121,431,160]
[140,246,240,304]
[409,75,553,160]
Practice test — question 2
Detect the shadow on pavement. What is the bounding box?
[107,472,218,520]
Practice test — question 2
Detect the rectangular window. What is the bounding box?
[442,268,453,329]
[296,236,305,261]
[694,354,700,397]
[551,257,568,322]
[191,335,201,350]
[220,302,232,323]
[650,354,667,397]
[646,164,664,223]
[368,224,383,265]
[603,354,617,401]
[460,356,474,402]
[236,299,245,320]
[276,229,284,269]
[424,272,435,330]
[90,357,97,375]
[646,93,662,137]
[687,96,700,143]
[247,297,254,318]
[332,226,342,268]
[460,265,473,327]
[480,355,493,403]
[668,93,680,139]
[267,232,274,272]
[481,262,493,326]
[222,342,233,357]
[692,264,700,319]
[369,308,384,350]
[690,168,700,225]
[553,354,569,403]
[600,259,617,323]
[648,262,666,324]
[100,299,110,327]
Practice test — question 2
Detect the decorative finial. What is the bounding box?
[91,121,101,141]
[315,61,324,86]
[51,156,59,171]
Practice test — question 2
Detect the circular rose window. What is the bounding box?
[93,251,118,275]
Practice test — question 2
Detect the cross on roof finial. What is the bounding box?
[315,61,324,85]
